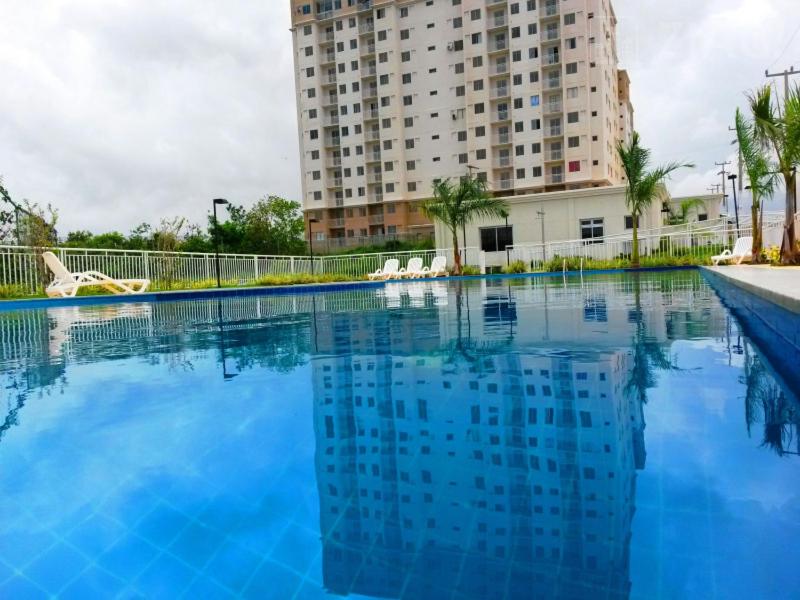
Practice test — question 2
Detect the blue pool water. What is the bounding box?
[1,271,799,599]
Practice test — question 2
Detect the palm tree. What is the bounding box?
[666,197,707,225]
[617,133,694,267]
[735,106,777,258]
[421,175,508,275]
[748,85,800,263]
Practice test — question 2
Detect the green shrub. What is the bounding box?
[502,260,529,274]
[0,284,36,299]
[254,273,357,286]
[458,265,482,276]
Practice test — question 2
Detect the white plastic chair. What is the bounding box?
[711,237,753,266]
[367,258,400,280]
[398,257,424,279]
[419,256,448,278]
[42,252,150,298]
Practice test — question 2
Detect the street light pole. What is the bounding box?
[537,209,546,262]
[212,199,229,288]
[728,174,740,235]
[307,217,319,275]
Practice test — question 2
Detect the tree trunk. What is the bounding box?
[631,217,640,268]
[452,229,462,275]
[752,202,762,261]
[781,170,798,264]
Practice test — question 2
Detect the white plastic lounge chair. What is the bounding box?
[367,258,400,281]
[42,251,150,298]
[398,257,424,279]
[419,256,448,278]
[711,237,753,266]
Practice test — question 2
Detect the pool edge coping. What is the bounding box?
[701,266,800,315]
[0,265,700,311]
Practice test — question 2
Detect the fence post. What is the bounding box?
[143,252,150,280]
[290,256,295,275]
[254,256,259,281]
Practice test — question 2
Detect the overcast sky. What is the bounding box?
[1,0,798,235]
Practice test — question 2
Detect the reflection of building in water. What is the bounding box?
[313,347,645,599]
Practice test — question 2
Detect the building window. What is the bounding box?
[564,13,576,25]
[624,215,639,230]
[568,160,580,172]
[580,218,604,243]
[480,226,514,252]
[698,213,708,221]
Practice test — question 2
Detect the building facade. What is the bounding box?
[291,0,634,250]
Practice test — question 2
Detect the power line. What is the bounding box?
[768,23,800,69]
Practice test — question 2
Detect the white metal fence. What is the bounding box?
[506,213,793,270]
[0,245,477,294]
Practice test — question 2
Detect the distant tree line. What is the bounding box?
[61,196,307,255]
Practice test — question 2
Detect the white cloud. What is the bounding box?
[0,0,798,235]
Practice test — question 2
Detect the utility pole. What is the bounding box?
[708,184,721,195]
[765,66,799,100]
[728,126,743,192]
[716,161,731,212]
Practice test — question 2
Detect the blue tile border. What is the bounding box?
[0,266,699,312]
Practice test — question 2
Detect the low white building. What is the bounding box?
[433,186,723,269]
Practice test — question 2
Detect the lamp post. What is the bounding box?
[212,199,229,288]
[503,210,510,266]
[728,174,740,235]
[307,217,319,274]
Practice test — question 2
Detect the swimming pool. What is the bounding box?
[1,271,798,599]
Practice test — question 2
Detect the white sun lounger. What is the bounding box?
[42,251,151,298]
[398,257,424,279]
[711,237,753,266]
[419,256,448,278]
[367,258,400,280]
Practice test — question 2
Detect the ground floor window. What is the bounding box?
[480,226,514,252]
[580,218,604,243]
[624,215,639,230]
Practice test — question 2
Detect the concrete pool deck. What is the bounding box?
[703,265,800,314]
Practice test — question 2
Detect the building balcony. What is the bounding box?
[366,151,382,162]
[493,156,512,168]
[321,73,337,85]
[545,150,563,161]
[367,172,383,184]
[323,115,340,127]
[359,22,375,35]
[488,15,508,30]
[546,77,562,89]
[490,86,510,99]
[361,65,377,77]
[547,173,564,184]
[329,218,346,228]
[492,110,511,122]
[368,192,383,203]
[497,179,514,190]
[544,54,560,66]
[492,133,511,145]
[326,157,342,169]
[489,63,509,76]
[327,177,343,188]
[544,102,563,114]
[544,127,562,137]
[365,129,380,141]
[361,43,376,56]
[487,0,508,5]
[364,108,379,120]
[324,136,341,147]
[322,94,338,107]
[542,1,560,18]
[488,39,508,53]
[544,27,560,41]
[362,87,378,100]
[322,31,335,42]
[321,52,336,65]
[368,214,384,225]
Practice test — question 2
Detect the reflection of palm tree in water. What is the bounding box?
[626,273,676,405]
[743,345,800,456]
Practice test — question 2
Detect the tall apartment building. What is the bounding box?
[290,0,634,248]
